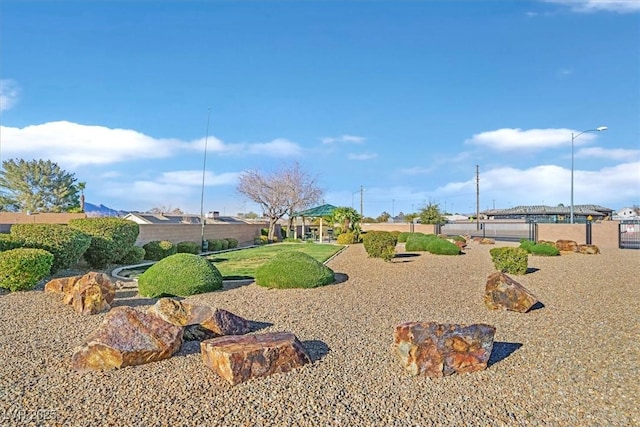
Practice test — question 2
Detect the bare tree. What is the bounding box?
[237,162,322,240]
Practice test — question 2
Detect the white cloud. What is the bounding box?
[321,134,365,144]
[543,0,640,13]
[158,170,240,186]
[1,121,303,168]
[0,79,20,111]
[400,166,435,175]
[348,152,377,160]
[576,146,640,161]
[466,127,601,151]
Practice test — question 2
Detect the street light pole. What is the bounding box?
[570,126,607,224]
[360,185,364,218]
[200,107,212,251]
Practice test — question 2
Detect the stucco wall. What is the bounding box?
[536,221,620,249]
[361,223,436,234]
[135,223,266,246]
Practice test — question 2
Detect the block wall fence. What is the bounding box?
[135,223,266,247]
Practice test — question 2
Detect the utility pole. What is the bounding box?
[476,165,480,231]
[360,185,364,218]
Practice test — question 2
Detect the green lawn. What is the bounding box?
[208,243,344,279]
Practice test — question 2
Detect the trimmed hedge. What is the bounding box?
[68,218,139,268]
[336,231,357,245]
[0,248,54,292]
[255,251,335,289]
[207,239,223,251]
[143,240,177,261]
[0,234,24,252]
[224,238,239,249]
[519,239,559,256]
[138,253,223,297]
[10,224,91,272]
[362,231,397,261]
[116,246,146,265]
[397,232,412,243]
[425,238,461,255]
[490,247,529,275]
[404,233,437,252]
[177,241,200,254]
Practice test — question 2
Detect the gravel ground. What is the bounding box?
[0,241,638,426]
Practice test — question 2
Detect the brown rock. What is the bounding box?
[45,272,115,315]
[147,298,251,341]
[72,306,183,371]
[484,272,538,313]
[201,332,311,385]
[555,239,578,252]
[479,238,495,245]
[393,322,495,378]
[578,244,600,254]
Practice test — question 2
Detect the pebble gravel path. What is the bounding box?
[0,241,638,426]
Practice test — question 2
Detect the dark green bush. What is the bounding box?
[219,239,230,250]
[68,218,139,268]
[519,239,559,257]
[490,247,529,275]
[260,228,269,236]
[0,234,23,252]
[336,231,357,245]
[143,240,177,261]
[254,236,268,245]
[362,231,397,261]
[255,251,335,289]
[397,232,412,243]
[10,224,91,272]
[224,238,239,249]
[207,239,223,251]
[425,238,461,255]
[177,241,200,254]
[116,246,146,265]
[404,233,437,251]
[0,248,54,291]
[138,253,223,297]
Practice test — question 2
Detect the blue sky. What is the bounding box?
[1,0,639,217]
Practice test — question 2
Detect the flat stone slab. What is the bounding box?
[394,322,496,378]
[201,332,311,385]
[484,272,538,313]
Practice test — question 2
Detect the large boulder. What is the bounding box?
[45,272,115,315]
[147,298,251,341]
[71,306,183,371]
[484,272,538,313]
[578,244,600,254]
[555,240,578,252]
[393,322,496,378]
[201,332,311,385]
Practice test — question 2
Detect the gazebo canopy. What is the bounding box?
[293,204,337,218]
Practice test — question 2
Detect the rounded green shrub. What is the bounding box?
[255,251,335,289]
[143,240,177,261]
[425,238,461,255]
[138,253,223,297]
[0,248,54,292]
[362,231,397,261]
[207,239,223,251]
[116,246,146,265]
[219,239,230,250]
[397,232,412,243]
[177,241,200,254]
[0,234,24,252]
[404,233,437,251]
[490,247,529,275]
[68,218,139,268]
[519,239,559,256]
[224,238,239,249]
[10,224,91,272]
[336,231,357,245]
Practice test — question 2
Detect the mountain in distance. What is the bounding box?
[84,202,129,217]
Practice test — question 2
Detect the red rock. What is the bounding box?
[45,272,115,315]
[578,244,600,254]
[147,298,251,341]
[393,322,495,378]
[201,332,311,385]
[555,240,578,252]
[72,306,183,371]
[484,272,538,313]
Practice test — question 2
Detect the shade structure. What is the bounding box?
[292,204,338,242]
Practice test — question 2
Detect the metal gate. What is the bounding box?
[620,221,640,249]
[439,221,535,242]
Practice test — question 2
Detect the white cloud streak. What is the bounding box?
[348,152,377,160]
[543,0,640,13]
[466,127,601,151]
[576,146,640,161]
[0,79,20,111]
[321,134,365,144]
